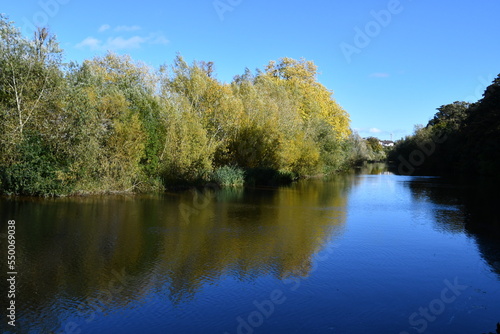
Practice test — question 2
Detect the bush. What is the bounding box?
[0,135,74,196]
[210,165,245,187]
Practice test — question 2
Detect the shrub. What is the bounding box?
[0,134,74,196]
[211,165,245,187]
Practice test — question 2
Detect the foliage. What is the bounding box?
[390,78,500,178]
[345,133,370,165]
[365,136,386,161]
[0,17,370,196]
[264,58,351,140]
[210,165,245,187]
[427,101,470,131]
[0,133,73,196]
[157,103,215,185]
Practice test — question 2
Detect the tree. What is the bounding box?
[0,16,71,195]
[428,101,470,132]
[366,137,383,152]
[0,16,62,138]
[264,58,351,140]
[460,74,500,176]
[0,13,363,195]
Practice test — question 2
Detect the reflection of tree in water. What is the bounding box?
[0,177,355,331]
[460,182,500,279]
[406,178,500,278]
[354,162,388,175]
[406,178,467,233]
[160,178,355,303]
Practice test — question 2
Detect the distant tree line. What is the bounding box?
[0,16,385,196]
[389,75,500,178]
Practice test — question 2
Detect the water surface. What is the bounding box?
[1,165,499,334]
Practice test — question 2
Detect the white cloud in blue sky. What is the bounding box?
[76,37,102,50]
[114,25,141,32]
[369,73,390,78]
[369,128,382,134]
[98,24,111,33]
[76,25,168,51]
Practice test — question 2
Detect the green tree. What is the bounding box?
[366,137,382,152]
[428,101,470,132]
[461,75,500,176]
[0,16,365,194]
[0,16,71,195]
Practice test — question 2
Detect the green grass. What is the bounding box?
[210,166,245,187]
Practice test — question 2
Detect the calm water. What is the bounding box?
[1,164,500,334]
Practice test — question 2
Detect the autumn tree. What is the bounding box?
[0,16,71,195]
[264,57,351,140]
[0,17,363,194]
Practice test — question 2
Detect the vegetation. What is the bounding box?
[210,166,245,187]
[389,77,500,178]
[365,136,387,162]
[0,16,383,196]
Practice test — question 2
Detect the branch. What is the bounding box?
[21,76,47,129]
[10,65,23,132]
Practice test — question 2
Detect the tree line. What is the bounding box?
[389,75,500,178]
[0,16,383,196]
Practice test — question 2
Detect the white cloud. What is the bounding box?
[369,72,390,78]
[98,24,111,33]
[114,25,141,32]
[76,32,169,51]
[149,33,169,45]
[77,24,169,51]
[105,36,146,50]
[355,127,406,140]
[76,37,102,50]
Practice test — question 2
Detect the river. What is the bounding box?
[1,164,499,334]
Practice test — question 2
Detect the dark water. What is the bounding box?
[1,164,500,334]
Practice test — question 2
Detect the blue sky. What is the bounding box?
[2,0,499,140]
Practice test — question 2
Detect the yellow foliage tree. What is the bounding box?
[264,58,351,140]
